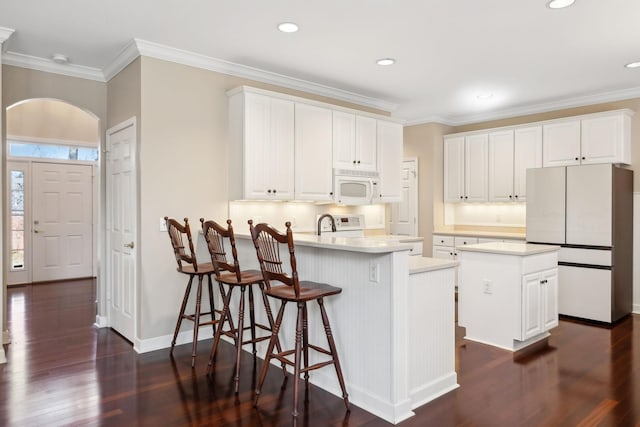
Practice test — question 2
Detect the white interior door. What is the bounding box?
[390,159,418,236]
[32,162,93,282]
[106,118,137,342]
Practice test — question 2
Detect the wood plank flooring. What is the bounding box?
[1,280,639,426]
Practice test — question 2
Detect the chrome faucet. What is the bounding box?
[317,214,336,235]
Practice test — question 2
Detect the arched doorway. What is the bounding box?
[5,98,100,285]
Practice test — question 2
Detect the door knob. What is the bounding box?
[124,242,135,249]
[33,229,42,233]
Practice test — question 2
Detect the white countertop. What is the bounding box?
[456,241,560,256]
[433,229,526,240]
[365,235,424,243]
[234,232,414,254]
[409,256,459,274]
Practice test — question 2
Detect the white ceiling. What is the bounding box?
[1,0,640,125]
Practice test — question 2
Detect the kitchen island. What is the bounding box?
[457,242,560,352]
[228,233,458,424]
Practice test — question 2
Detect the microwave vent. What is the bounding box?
[334,169,379,178]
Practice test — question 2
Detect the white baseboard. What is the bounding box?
[94,315,108,328]
[633,304,640,314]
[410,372,459,409]
[0,348,6,364]
[134,326,215,354]
[3,329,11,345]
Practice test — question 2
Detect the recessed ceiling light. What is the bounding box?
[625,61,640,69]
[546,0,575,9]
[51,53,69,64]
[376,58,395,66]
[278,22,299,33]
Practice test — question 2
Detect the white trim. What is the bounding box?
[633,193,640,314]
[102,39,140,82]
[0,26,15,47]
[94,315,108,328]
[7,134,99,148]
[134,327,214,354]
[2,50,104,82]
[2,329,10,345]
[407,87,640,127]
[133,39,398,113]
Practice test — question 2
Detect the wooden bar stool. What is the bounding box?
[165,216,227,367]
[200,218,283,393]
[249,220,350,417]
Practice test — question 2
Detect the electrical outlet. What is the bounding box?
[482,279,492,295]
[369,263,380,283]
[160,218,167,232]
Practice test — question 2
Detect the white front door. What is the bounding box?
[31,162,93,282]
[390,159,418,236]
[106,118,137,343]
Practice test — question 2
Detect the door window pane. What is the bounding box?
[8,141,98,162]
[10,170,25,270]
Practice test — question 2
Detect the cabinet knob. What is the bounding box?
[514,195,519,199]
[460,196,463,199]
[273,189,277,194]
[267,189,272,194]
[329,192,333,196]
[449,252,453,256]
[509,195,513,199]
[440,240,444,243]
[582,156,586,160]
[353,160,357,164]
[575,157,579,161]
[357,160,361,164]
[464,196,468,199]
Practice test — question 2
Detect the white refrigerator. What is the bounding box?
[526,164,633,323]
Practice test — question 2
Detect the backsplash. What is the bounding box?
[444,202,526,227]
[228,201,386,233]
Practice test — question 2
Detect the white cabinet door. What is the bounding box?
[295,103,333,201]
[581,114,630,165]
[541,269,559,331]
[377,120,403,201]
[332,111,356,170]
[242,93,294,200]
[543,120,581,167]
[433,245,455,260]
[566,164,612,246]
[513,126,542,201]
[464,134,488,202]
[444,136,465,202]
[267,97,295,200]
[356,116,377,171]
[521,272,543,340]
[488,130,514,202]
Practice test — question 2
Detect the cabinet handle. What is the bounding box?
[540,279,548,284]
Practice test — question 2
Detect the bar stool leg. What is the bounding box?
[302,304,309,383]
[259,284,287,375]
[191,274,205,368]
[234,286,246,393]
[171,275,195,354]
[254,301,287,407]
[318,298,350,411]
[248,286,258,355]
[207,273,216,336]
[207,286,234,375]
[292,301,305,417]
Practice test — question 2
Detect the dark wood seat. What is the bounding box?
[165,216,227,367]
[249,220,350,417]
[200,218,283,393]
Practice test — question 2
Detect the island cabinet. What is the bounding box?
[223,234,458,425]
[457,242,559,352]
[228,90,294,200]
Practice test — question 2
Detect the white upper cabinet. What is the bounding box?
[229,91,294,200]
[464,134,489,202]
[543,110,632,167]
[444,136,465,202]
[543,120,582,167]
[332,111,377,171]
[377,120,403,202]
[513,126,542,201]
[295,103,333,201]
[581,113,631,165]
[488,130,515,202]
[444,134,488,202]
[489,126,541,202]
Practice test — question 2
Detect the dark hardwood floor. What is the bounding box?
[1,280,639,426]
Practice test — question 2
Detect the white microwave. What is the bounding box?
[333,169,380,205]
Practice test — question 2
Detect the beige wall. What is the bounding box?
[403,123,452,256]
[7,99,100,144]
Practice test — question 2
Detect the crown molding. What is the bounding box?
[0,27,15,52]
[2,50,105,81]
[132,38,398,113]
[407,85,640,127]
[102,39,141,81]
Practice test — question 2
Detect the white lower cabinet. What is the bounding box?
[521,269,558,341]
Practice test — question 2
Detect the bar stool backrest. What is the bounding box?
[249,220,300,297]
[165,216,198,273]
[200,218,242,282]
